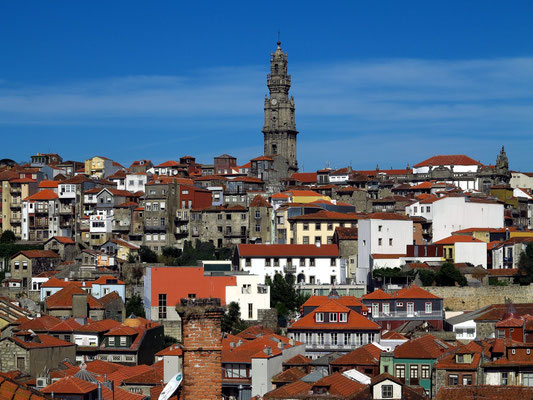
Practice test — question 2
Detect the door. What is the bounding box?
[407,302,414,317]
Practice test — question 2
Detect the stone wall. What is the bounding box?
[423,285,533,311]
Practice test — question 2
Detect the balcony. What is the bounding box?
[10,202,21,209]
[10,187,21,194]
[144,225,166,231]
[308,343,358,351]
[371,310,443,320]
[59,206,74,215]
[284,264,296,273]
[175,226,188,235]
[175,212,189,221]
[11,217,21,224]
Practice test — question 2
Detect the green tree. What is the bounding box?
[435,262,467,287]
[518,243,533,285]
[0,230,16,244]
[139,245,158,263]
[266,273,309,327]
[418,269,436,286]
[221,302,248,334]
[125,293,146,318]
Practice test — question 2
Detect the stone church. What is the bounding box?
[260,41,299,191]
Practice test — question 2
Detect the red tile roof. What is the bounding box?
[222,333,298,363]
[249,194,272,208]
[393,285,441,300]
[362,289,394,300]
[12,250,60,259]
[283,354,312,366]
[394,334,453,359]
[271,367,307,384]
[50,236,75,244]
[45,284,103,309]
[238,244,339,257]
[289,210,361,221]
[9,334,74,349]
[363,212,411,221]
[24,189,58,201]
[290,172,317,184]
[414,155,480,168]
[290,300,380,331]
[311,372,366,397]
[436,385,533,400]
[434,235,484,245]
[0,373,51,400]
[334,227,358,240]
[331,343,382,366]
[263,379,312,398]
[155,344,183,357]
[38,180,59,188]
[302,295,367,311]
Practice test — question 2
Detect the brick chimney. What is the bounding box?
[176,298,224,400]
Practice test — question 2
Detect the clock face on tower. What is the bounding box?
[270,98,278,106]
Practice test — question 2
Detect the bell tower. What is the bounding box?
[262,41,298,174]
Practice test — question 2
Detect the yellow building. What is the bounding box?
[84,156,122,179]
[1,172,38,239]
[286,190,331,204]
[289,210,361,245]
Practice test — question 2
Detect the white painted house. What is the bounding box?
[357,213,413,286]
[406,195,504,242]
[235,244,344,286]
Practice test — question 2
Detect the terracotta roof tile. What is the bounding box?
[271,367,307,384]
[45,284,103,310]
[393,285,441,299]
[414,155,480,168]
[12,250,60,259]
[331,343,382,366]
[436,385,533,400]
[24,189,58,201]
[434,235,484,245]
[283,354,312,366]
[394,334,452,359]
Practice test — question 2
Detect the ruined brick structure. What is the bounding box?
[176,298,224,400]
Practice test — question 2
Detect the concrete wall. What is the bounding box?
[454,242,487,268]
[423,285,533,311]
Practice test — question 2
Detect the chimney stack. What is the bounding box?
[176,298,224,400]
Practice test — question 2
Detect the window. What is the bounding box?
[329,313,337,322]
[265,258,271,267]
[327,223,333,230]
[303,223,309,231]
[120,336,127,346]
[299,258,305,266]
[502,372,508,385]
[421,365,430,379]
[395,364,405,379]
[448,374,458,386]
[330,258,336,266]
[226,214,231,220]
[218,214,223,220]
[339,313,347,322]
[372,303,379,316]
[389,238,393,246]
[463,374,472,385]
[315,223,321,230]
[381,385,393,399]
[426,206,431,212]
[245,258,251,267]
[316,312,324,322]
[158,293,167,319]
[318,332,324,345]
[310,258,315,266]
[410,365,419,379]
[14,261,20,270]
[523,373,533,387]
[248,303,253,319]
[241,213,246,220]
[331,333,338,345]
[274,258,279,266]
[378,238,382,246]
[108,337,115,346]
[425,302,432,314]
[218,226,223,232]
[378,225,382,232]
[255,210,261,218]
[303,236,309,244]
[382,303,390,314]
[22,261,28,270]
[255,224,261,232]
[16,357,25,370]
[344,333,351,345]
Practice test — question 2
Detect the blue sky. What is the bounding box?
[1,1,532,171]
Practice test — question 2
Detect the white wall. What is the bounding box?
[226,275,270,321]
[240,256,344,286]
[373,380,402,399]
[454,242,487,268]
[432,197,504,242]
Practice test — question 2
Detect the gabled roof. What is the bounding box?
[8,334,74,349]
[334,227,358,240]
[45,284,103,309]
[156,344,183,357]
[47,236,75,244]
[433,235,484,245]
[271,367,307,384]
[290,300,380,331]
[11,250,60,259]
[0,372,52,400]
[24,189,58,201]
[283,354,312,366]
[394,334,453,359]
[302,295,367,311]
[15,315,62,331]
[249,194,272,208]
[331,343,382,366]
[290,172,317,183]
[414,155,480,168]
[394,285,441,300]
[238,244,339,257]
[38,180,60,188]
[362,289,394,300]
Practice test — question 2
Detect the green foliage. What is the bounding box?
[125,293,146,318]
[265,273,309,327]
[221,302,248,334]
[157,241,232,266]
[435,262,467,287]
[489,277,509,286]
[372,267,414,280]
[127,252,137,263]
[163,335,178,348]
[418,269,436,286]
[518,243,533,285]
[0,230,16,244]
[139,246,158,263]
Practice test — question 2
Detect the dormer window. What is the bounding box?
[316,312,324,323]
[329,313,337,323]
[339,313,347,323]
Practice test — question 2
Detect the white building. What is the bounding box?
[125,172,148,193]
[225,274,271,320]
[510,172,533,190]
[406,196,504,242]
[235,244,345,286]
[21,190,65,241]
[357,213,413,285]
[412,155,480,190]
